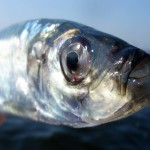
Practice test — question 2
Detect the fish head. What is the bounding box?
[27,21,150,127]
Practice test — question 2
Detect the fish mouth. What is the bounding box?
[111,47,147,96]
[126,48,150,108]
[114,48,150,119]
[128,49,150,79]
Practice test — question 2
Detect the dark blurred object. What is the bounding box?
[0,106,150,150]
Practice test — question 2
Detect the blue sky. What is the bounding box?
[0,0,150,50]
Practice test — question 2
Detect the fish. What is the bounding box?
[0,19,150,128]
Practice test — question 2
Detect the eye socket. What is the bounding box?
[60,37,91,84]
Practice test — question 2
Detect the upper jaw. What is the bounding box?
[126,48,150,103]
[110,47,147,96]
[128,49,150,79]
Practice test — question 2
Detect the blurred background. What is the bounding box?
[0,0,150,50]
[0,0,150,150]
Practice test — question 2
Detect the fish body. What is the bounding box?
[0,19,150,127]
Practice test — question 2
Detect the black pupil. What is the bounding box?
[66,51,79,71]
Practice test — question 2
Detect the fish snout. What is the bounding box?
[127,48,150,108]
[129,49,150,79]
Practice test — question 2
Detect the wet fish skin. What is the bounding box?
[0,19,150,128]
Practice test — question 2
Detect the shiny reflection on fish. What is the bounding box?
[0,19,150,128]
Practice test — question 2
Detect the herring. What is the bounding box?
[0,19,150,128]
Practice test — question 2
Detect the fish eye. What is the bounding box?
[60,37,91,84]
[66,51,79,72]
